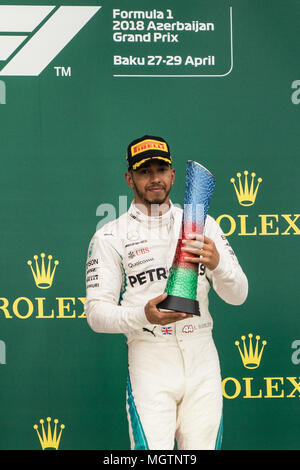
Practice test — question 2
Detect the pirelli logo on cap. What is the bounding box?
[126,135,172,170]
[132,139,168,156]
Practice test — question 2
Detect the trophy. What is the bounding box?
[157,160,216,316]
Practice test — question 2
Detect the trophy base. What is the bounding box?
[157,295,200,316]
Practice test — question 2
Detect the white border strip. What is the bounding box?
[114,6,233,78]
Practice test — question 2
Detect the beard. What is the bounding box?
[132,179,172,207]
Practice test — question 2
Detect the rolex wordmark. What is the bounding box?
[222,376,300,400]
[216,214,300,237]
[0,297,86,319]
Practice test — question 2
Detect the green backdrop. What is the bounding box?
[0,0,299,450]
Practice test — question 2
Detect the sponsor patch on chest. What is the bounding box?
[128,267,168,287]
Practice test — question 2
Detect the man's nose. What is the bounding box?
[150,171,161,182]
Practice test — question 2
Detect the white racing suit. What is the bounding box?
[85,201,248,450]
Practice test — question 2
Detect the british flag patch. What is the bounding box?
[161,326,173,335]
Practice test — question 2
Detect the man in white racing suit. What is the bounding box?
[85,135,248,450]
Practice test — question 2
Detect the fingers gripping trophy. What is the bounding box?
[157,160,216,316]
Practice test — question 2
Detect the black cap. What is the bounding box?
[126,135,172,171]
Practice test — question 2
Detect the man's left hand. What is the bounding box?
[181,233,220,271]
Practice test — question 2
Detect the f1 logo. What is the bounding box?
[0,5,101,76]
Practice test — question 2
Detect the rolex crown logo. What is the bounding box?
[33,417,65,450]
[27,253,59,289]
[235,334,267,369]
[230,171,262,206]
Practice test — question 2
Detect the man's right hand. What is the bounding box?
[145,292,193,326]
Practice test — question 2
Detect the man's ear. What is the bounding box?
[171,168,175,185]
[125,171,134,189]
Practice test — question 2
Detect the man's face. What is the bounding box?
[125,160,175,207]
